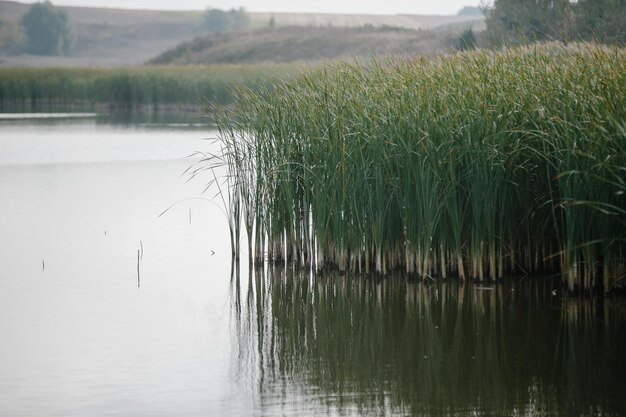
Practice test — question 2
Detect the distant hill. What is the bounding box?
[0,0,484,67]
[148,26,457,65]
[251,12,482,31]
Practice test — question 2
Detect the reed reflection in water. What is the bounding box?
[230,267,626,416]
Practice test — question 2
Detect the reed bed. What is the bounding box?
[0,64,302,110]
[214,43,626,292]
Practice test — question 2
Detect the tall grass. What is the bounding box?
[215,43,626,292]
[0,64,303,110]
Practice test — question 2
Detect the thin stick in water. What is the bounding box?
[137,249,141,288]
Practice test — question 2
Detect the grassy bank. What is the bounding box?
[214,43,626,292]
[148,26,456,66]
[0,64,303,110]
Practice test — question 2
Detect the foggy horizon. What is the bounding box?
[11,0,484,16]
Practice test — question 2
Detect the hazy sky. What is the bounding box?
[19,0,484,15]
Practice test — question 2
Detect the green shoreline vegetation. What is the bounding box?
[0,64,304,110]
[214,43,626,293]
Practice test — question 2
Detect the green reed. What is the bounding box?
[0,64,302,110]
[216,43,626,292]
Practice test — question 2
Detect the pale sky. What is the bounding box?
[18,0,484,16]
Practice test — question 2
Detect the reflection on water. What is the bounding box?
[232,267,626,416]
[0,110,214,130]
[95,110,215,130]
[0,112,97,119]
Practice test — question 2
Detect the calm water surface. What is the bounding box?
[0,114,625,417]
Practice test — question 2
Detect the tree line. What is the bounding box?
[1,1,623,57]
[484,0,625,46]
[203,7,249,33]
[0,2,252,57]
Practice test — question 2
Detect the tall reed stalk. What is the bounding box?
[215,43,626,292]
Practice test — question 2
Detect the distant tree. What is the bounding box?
[0,20,23,53]
[484,0,570,45]
[573,0,626,44]
[456,28,477,50]
[203,7,249,33]
[21,1,74,55]
[483,0,625,46]
[458,6,483,16]
[269,15,276,28]
[204,8,229,32]
[228,7,249,31]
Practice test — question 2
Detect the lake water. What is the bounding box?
[1,114,625,417]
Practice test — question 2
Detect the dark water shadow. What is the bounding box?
[0,108,215,130]
[231,268,626,416]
